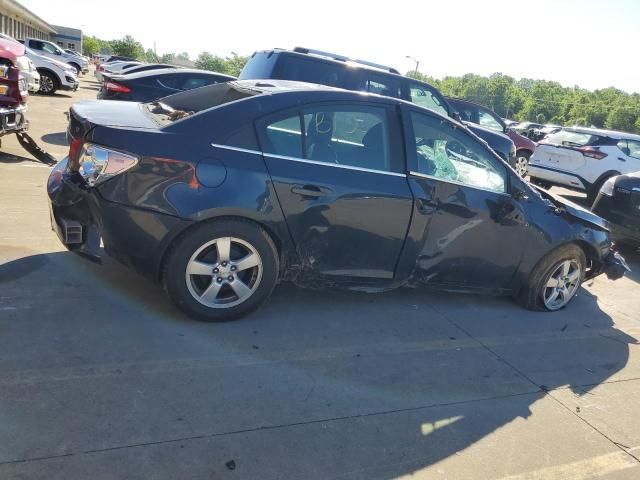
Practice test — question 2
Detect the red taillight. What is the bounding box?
[577,146,607,160]
[68,137,84,171]
[104,80,131,93]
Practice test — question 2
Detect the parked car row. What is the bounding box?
[46,46,630,322]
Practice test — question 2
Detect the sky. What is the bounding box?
[19,0,640,93]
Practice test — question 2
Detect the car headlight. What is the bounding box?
[599,176,617,197]
[76,143,138,185]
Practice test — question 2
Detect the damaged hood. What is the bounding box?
[533,185,609,231]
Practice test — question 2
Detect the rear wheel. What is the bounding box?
[163,219,279,322]
[517,244,586,312]
[38,71,58,95]
[511,151,530,177]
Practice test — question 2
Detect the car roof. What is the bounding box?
[115,68,236,80]
[255,48,415,81]
[561,126,640,141]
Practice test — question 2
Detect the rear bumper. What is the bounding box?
[47,159,191,279]
[0,104,27,136]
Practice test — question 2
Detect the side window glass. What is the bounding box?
[302,106,390,171]
[410,111,506,193]
[360,74,402,99]
[617,139,630,156]
[627,140,640,160]
[478,110,503,132]
[42,43,57,54]
[409,84,448,117]
[261,114,302,158]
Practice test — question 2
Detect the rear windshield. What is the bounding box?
[145,82,260,123]
[545,130,600,147]
[154,81,258,113]
[239,52,278,80]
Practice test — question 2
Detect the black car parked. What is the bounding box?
[239,47,516,163]
[592,173,640,245]
[113,63,178,76]
[97,68,236,102]
[48,80,628,321]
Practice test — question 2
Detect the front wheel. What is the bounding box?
[69,63,81,76]
[517,244,586,311]
[163,219,279,322]
[38,71,58,95]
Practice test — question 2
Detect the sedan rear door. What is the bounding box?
[256,102,413,281]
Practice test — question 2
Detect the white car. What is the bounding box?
[24,47,78,95]
[95,61,142,82]
[529,127,640,202]
[23,38,89,75]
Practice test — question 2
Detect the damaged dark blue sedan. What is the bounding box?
[47,80,629,321]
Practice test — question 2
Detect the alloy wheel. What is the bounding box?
[514,156,529,177]
[542,259,582,310]
[39,75,54,94]
[185,237,263,309]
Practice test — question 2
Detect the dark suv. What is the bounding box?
[445,97,537,177]
[240,48,515,164]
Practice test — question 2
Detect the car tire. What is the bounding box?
[163,219,279,322]
[38,71,59,95]
[69,63,81,76]
[517,244,586,312]
[511,151,530,177]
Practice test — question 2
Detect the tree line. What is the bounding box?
[409,71,640,134]
[82,35,640,134]
[81,34,249,77]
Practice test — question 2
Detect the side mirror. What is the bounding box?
[55,50,61,55]
[452,112,462,122]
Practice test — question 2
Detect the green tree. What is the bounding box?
[176,52,190,61]
[82,36,99,56]
[605,106,637,132]
[110,35,144,60]
[195,52,227,72]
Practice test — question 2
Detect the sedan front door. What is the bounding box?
[401,108,530,291]
[257,103,413,281]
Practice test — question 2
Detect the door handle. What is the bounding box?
[618,157,627,162]
[291,185,331,198]
[417,198,438,214]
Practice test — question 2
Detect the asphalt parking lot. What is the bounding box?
[2,72,640,480]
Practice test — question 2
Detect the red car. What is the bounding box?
[0,37,28,143]
[446,97,537,177]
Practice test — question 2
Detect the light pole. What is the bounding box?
[406,55,419,76]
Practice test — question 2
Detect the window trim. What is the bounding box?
[254,101,405,175]
[402,105,511,196]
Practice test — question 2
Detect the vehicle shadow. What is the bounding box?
[1,249,636,477]
[41,132,68,147]
[0,151,44,164]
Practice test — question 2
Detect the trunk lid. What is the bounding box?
[68,100,160,139]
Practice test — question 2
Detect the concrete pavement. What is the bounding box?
[1,72,640,479]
